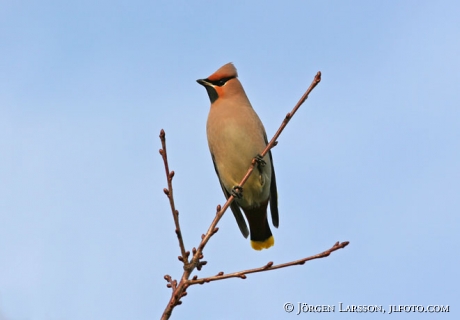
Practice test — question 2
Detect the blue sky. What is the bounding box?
[1,1,459,319]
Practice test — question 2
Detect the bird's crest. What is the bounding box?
[207,63,238,81]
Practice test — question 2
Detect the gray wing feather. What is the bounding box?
[264,134,279,228]
[268,149,279,227]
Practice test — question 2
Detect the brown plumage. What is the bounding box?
[197,63,279,250]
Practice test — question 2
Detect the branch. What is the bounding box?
[188,241,349,285]
[191,71,322,264]
[159,131,190,265]
[161,71,332,320]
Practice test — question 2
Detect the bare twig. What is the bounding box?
[161,71,343,320]
[191,71,322,265]
[159,130,190,265]
[188,241,349,285]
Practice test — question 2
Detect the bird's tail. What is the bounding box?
[242,200,274,250]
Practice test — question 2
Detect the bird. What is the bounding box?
[197,63,279,250]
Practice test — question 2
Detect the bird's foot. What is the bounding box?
[231,186,243,199]
[254,154,266,167]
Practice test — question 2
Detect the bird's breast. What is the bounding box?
[207,108,271,207]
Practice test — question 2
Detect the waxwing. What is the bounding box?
[197,63,279,250]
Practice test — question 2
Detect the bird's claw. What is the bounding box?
[254,154,266,167]
[231,186,243,199]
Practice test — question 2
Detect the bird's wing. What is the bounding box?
[211,154,249,238]
[265,134,279,228]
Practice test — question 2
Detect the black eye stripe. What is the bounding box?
[207,76,235,87]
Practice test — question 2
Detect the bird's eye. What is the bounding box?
[209,76,234,87]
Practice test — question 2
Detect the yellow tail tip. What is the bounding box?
[250,236,275,250]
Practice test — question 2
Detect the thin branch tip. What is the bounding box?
[159,127,189,283]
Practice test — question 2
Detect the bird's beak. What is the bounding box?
[196,78,210,87]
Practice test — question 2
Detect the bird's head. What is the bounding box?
[197,63,240,104]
